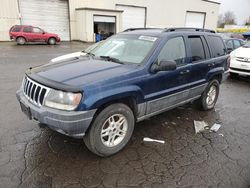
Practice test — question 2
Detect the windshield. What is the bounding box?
[83,41,104,53]
[89,35,157,64]
[243,40,250,48]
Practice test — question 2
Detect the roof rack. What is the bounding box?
[163,27,216,33]
[123,28,162,32]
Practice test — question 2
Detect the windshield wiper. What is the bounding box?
[99,56,124,64]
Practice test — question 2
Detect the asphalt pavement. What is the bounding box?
[0,42,249,188]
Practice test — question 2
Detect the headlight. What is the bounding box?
[44,89,82,111]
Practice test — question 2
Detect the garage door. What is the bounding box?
[116,5,146,31]
[185,12,205,28]
[19,0,70,41]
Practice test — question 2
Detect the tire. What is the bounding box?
[230,72,238,78]
[84,103,135,157]
[48,37,56,45]
[16,37,26,45]
[196,80,220,111]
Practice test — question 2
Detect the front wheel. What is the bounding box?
[84,103,135,157]
[48,38,56,45]
[196,80,220,111]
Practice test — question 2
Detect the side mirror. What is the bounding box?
[151,60,177,73]
[227,47,233,53]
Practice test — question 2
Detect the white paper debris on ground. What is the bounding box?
[218,133,224,137]
[143,137,165,144]
[194,120,209,134]
[210,123,221,132]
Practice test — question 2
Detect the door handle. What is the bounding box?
[180,70,190,75]
[208,63,215,67]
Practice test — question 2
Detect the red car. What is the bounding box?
[9,25,61,45]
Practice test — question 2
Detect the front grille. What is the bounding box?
[236,57,250,63]
[23,77,50,106]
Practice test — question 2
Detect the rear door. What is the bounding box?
[144,35,192,115]
[206,35,228,72]
[187,35,213,98]
[22,26,34,42]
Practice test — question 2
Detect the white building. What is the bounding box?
[0,0,220,42]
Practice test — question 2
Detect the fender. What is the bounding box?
[81,85,145,110]
[206,67,224,82]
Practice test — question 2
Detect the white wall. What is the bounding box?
[0,0,220,41]
[70,0,220,40]
[0,0,20,41]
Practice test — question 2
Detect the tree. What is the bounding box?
[217,14,224,28]
[217,11,236,28]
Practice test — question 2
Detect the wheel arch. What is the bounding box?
[207,68,224,83]
[16,36,27,42]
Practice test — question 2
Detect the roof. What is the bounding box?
[119,27,217,37]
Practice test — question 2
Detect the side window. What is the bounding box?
[23,27,32,33]
[158,37,186,66]
[207,36,226,58]
[226,40,233,49]
[33,27,43,33]
[12,26,21,32]
[233,40,241,49]
[188,36,205,62]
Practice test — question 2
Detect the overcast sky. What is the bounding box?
[218,0,250,25]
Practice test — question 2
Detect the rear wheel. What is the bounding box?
[196,80,220,111]
[48,37,56,45]
[16,37,26,45]
[84,103,134,157]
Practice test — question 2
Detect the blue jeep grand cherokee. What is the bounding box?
[16,28,228,156]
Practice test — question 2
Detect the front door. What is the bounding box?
[143,36,192,115]
[32,27,46,42]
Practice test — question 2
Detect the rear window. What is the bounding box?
[11,26,21,32]
[207,36,226,58]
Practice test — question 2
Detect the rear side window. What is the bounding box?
[226,40,233,49]
[188,36,205,62]
[23,27,32,33]
[12,26,21,32]
[233,40,241,49]
[158,37,186,66]
[207,36,226,58]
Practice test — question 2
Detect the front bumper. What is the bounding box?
[229,59,250,76]
[16,90,96,138]
[229,67,250,76]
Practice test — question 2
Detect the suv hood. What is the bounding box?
[27,58,135,88]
